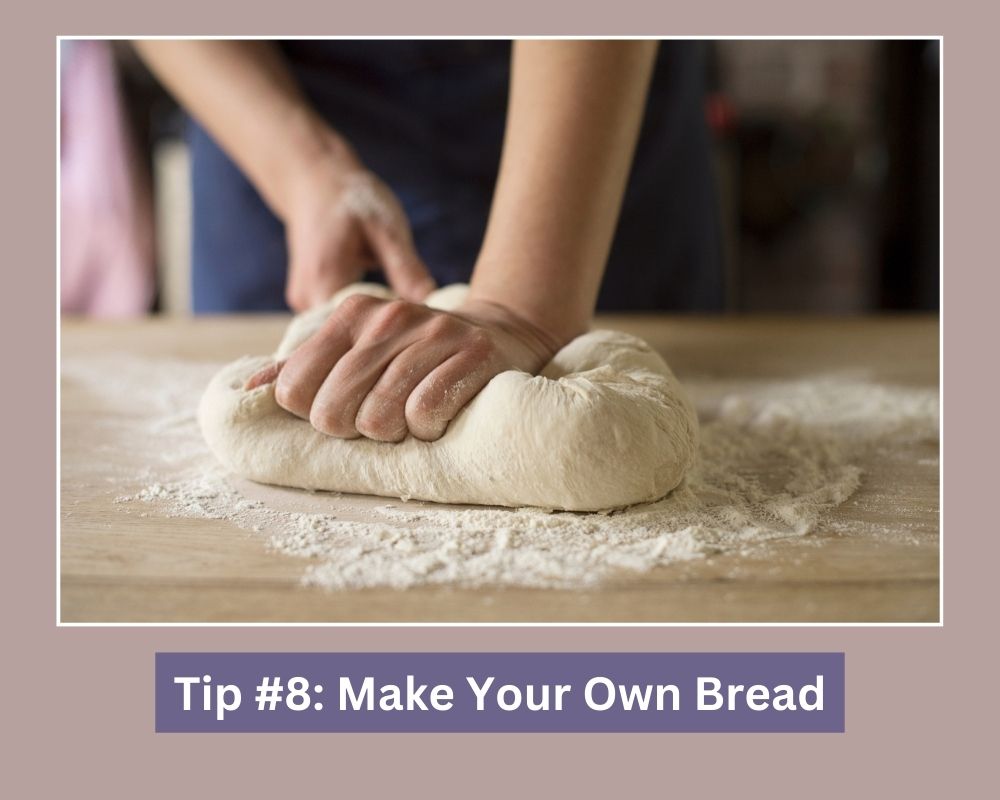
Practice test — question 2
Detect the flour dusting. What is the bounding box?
[62,355,939,590]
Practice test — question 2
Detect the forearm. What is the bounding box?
[132,40,354,218]
[469,40,657,342]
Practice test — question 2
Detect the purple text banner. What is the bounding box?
[155,652,845,733]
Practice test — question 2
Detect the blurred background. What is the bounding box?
[59,39,940,317]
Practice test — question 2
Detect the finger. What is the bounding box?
[244,360,285,391]
[309,321,424,439]
[405,340,497,441]
[355,336,463,442]
[285,227,372,311]
[286,255,351,312]
[273,299,369,419]
[285,280,321,313]
[362,217,437,302]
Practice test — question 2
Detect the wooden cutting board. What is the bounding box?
[60,314,940,623]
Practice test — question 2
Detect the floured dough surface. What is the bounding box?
[198,284,699,511]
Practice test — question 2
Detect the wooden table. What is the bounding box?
[60,314,940,623]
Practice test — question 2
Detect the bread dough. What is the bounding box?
[198,284,699,511]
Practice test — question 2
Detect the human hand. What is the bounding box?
[245,294,563,442]
[282,150,436,311]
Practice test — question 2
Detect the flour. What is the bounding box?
[341,171,402,226]
[63,354,939,590]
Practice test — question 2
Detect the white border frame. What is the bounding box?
[55,35,945,628]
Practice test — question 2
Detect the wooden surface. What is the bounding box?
[60,314,940,623]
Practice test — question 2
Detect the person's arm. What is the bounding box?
[249,40,658,444]
[133,40,434,308]
[467,40,657,343]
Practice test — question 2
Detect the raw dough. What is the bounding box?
[198,284,699,511]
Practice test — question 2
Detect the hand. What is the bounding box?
[246,294,563,442]
[282,148,436,311]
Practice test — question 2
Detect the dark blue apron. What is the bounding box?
[189,40,722,312]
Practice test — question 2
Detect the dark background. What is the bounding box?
[63,39,941,315]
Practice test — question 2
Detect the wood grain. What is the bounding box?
[60,314,940,623]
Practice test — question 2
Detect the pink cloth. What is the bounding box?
[60,41,155,317]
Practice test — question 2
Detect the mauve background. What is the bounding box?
[15,1,990,796]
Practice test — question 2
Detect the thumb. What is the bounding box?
[363,219,436,302]
[244,360,285,391]
[285,229,365,311]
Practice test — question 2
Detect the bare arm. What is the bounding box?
[133,40,434,307]
[134,40,337,216]
[249,40,660,442]
[467,40,658,343]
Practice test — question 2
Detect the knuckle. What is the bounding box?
[309,405,337,435]
[355,390,407,442]
[365,299,419,338]
[274,376,309,415]
[309,402,357,439]
[353,413,378,439]
[404,391,446,441]
[356,413,406,443]
[425,313,460,338]
[317,303,359,341]
[380,298,417,324]
[337,292,377,316]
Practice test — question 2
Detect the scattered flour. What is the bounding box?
[62,355,939,590]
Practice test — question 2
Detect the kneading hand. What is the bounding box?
[245,294,563,442]
[282,149,436,311]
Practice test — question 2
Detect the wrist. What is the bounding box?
[265,109,362,220]
[457,297,565,368]
[466,264,591,348]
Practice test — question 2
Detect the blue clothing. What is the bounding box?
[190,41,722,313]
